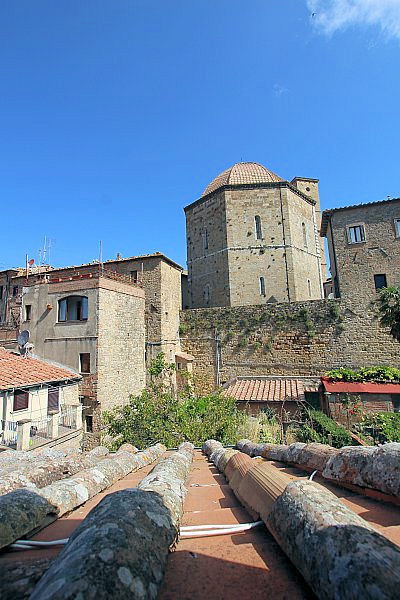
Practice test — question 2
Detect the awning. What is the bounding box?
[321,377,400,394]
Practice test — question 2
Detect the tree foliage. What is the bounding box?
[103,353,245,449]
[376,286,400,343]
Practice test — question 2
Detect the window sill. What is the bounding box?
[56,320,88,325]
[347,241,366,245]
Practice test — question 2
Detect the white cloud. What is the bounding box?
[273,83,288,97]
[307,0,400,39]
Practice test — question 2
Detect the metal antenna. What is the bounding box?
[99,240,104,275]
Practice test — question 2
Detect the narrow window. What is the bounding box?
[0,286,3,300]
[347,224,365,244]
[12,286,18,297]
[25,305,32,321]
[394,219,400,238]
[80,353,91,373]
[302,223,308,248]
[130,270,138,283]
[255,215,263,240]
[85,415,93,433]
[204,284,211,303]
[13,390,29,411]
[374,274,387,291]
[203,228,209,250]
[307,279,312,297]
[47,387,60,413]
[259,277,266,296]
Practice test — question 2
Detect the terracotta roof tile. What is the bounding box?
[0,349,81,391]
[202,162,283,197]
[224,378,306,403]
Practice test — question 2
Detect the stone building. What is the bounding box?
[0,252,183,444]
[18,271,145,444]
[0,252,182,369]
[185,162,327,308]
[321,198,400,302]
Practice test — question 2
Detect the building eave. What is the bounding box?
[184,181,316,212]
[321,197,400,237]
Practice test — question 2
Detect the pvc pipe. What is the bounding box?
[180,522,263,538]
[180,521,262,531]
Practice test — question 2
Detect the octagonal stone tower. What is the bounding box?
[184,162,326,308]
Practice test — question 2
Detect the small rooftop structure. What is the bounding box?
[224,376,319,404]
[0,348,81,391]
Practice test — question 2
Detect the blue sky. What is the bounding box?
[1,0,399,271]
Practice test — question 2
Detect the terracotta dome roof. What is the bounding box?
[202,162,283,197]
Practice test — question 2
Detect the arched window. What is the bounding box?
[204,284,211,304]
[302,223,308,249]
[203,228,209,250]
[255,215,263,240]
[259,277,266,296]
[307,279,312,298]
[58,296,88,322]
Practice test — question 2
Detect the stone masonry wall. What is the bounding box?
[328,199,400,303]
[185,183,323,309]
[185,189,230,308]
[96,286,145,413]
[160,260,181,363]
[179,299,400,389]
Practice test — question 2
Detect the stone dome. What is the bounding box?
[202,162,283,197]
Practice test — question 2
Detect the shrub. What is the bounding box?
[103,388,245,449]
[325,366,400,383]
[298,410,353,448]
[357,412,400,443]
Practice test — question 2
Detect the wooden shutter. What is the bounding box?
[13,390,29,411]
[48,387,60,413]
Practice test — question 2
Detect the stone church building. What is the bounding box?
[185,162,327,308]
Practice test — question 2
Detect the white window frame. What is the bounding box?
[346,222,366,244]
[394,218,400,238]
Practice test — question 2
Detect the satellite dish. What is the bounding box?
[28,259,35,267]
[17,330,30,347]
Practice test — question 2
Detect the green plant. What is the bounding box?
[238,336,248,348]
[251,341,261,351]
[148,352,176,379]
[297,410,353,448]
[179,323,189,336]
[357,412,400,443]
[376,286,400,343]
[326,366,400,383]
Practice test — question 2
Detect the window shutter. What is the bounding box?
[48,387,60,413]
[13,390,29,411]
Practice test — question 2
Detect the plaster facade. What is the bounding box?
[18,274,145,439]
